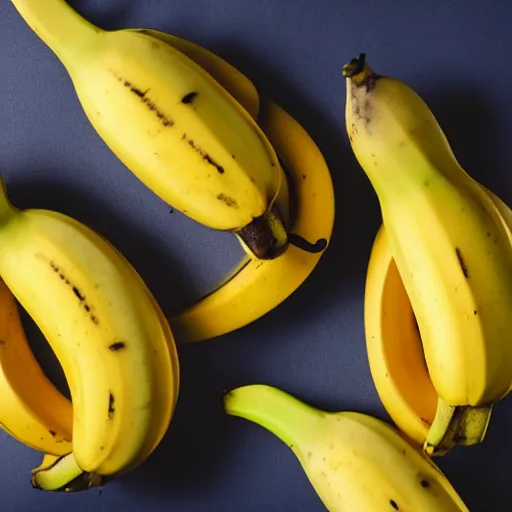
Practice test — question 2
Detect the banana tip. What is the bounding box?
[342,53,367,78]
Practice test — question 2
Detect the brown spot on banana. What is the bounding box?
[181,92,198,104]
[455,247,469,278]
[109,341,126,351]
[217,194,238,208]
[343,53,381,128]
[110,71,174,127]
[44,257,100,325]
[181,134,224,173]
[108,393,115,419]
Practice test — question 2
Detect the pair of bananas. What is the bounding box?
[1,0,335,493]
[221,53,506,511]
[345,54,512,456]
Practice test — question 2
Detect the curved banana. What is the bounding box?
[169,96,334,342]
[11,0,288,260]
[0,277,72,455]
[365,186,512,452]
[344,53,512,454]
[223,384,469,512]
[0,175,178,490]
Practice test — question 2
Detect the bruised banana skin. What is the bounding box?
[223,385,469,512]
[0,277,72,455]
[344,54,512,454]
[364,183,512,452]
[10,0,287,260]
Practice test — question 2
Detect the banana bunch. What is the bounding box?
[0,174,179,491]
[343,53,512,455]
[10,0,335,343]
[223,384,469,511]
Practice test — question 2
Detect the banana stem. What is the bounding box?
[222,384,322,451]
[424,397,493,456]
[10,0,101,65]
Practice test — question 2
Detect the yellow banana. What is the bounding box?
[365,184,512,452]
[146,32,333,343]
[10,0,288,260]
[223,384,469,512]
[170,96,334,342]
[0,277,72,455]
[0,174,178,490]
[344,53,512,454]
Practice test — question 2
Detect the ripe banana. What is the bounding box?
[0,174,179,491]
[223,384,469,511]
[170,96,334,342]
[364,179,512,453]
[0,276,72,455]
[10,0,288,260]
[344,53,512,454]
[126,28,332,342]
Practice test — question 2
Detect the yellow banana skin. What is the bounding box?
[365,185,512,451]
[118,25,332,343]
[224,384,469,512]
[10,0,288,260]
[126,28,260,121]
[30,226,180,491]
[170,96,334,342]
[0,175,178,489]
[0,277,72,455]
[344,54,512,410]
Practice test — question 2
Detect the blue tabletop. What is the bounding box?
[1,0,511,510]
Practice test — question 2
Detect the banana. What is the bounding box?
[144,29,333,343]
[0,276,72,455]
[170,96,334,342]
[0,174,179,490]
[344,53,512,454]
[131,30,332,343]
[10,0,290,260]
[365,185,512,452]
[223,384,469,511]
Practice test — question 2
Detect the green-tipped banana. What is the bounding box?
[223,384,469,511]
[31,454,103,492]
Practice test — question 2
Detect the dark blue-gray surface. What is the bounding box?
[0,0,511,510]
